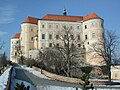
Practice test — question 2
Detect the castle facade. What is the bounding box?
[10,12,104,65]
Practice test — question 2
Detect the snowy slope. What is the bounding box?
[11,78,36,90]
[21,66,51,79]
[0,66,12,90]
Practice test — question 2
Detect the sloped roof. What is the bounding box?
[23,13,101,24]
[23,16,39,24]
[83,13,100,21]
[41,14,83,22]
[12,33,20,39]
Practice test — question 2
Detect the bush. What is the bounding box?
[100,65,108,75]
[81,66,92,74]
[14,82,30,90]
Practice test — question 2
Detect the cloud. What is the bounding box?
[0,4,15,24]
[0,31,8,36]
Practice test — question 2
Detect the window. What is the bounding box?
[31,37,34,40]
[71,35,74,40]
[115,73,117,77]
[85,35,87,40]
[83,45,85,48]
[77,26,79,29]
[70,26,73,29]
[71,43,74,47]
[49,25,52,29]
[30,55,32,58]
[64,35,67,39]
[49,34,52,39]
[49,43,52,47]
[42,24,44,28]
[88,42,89,44]
[78,35,80,40]
[42,34,45,39]
[92,33,95,38]
[85,25,87,29]
[91,23,94,27]
[15,52,17,56]
[56,25,58,29]
[102,33,104,38]
[101,23,103,28]
[78,44,81,47]
[56,35,59,39]
[16,41,19,44]
[56,43,59,47]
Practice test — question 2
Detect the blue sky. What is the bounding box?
[0,0,120,59]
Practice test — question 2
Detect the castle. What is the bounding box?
[10,11,104,66]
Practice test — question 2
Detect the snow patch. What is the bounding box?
[21,66,51,79]
[11,78,36,90]
[0,66,12,90]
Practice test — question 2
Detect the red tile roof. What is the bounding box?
[83,13,100,21]
[41,14,83,22]
[23,13,101,24]
[23,16,39,24]
[12,33,20,39]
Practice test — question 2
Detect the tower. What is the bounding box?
[20,16,38,58]
[63,8,67,16]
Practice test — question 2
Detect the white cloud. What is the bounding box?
[0,5,15,24]
[0,31,8,36]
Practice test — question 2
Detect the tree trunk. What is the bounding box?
[66,63,70,77]
[108,65,111,82]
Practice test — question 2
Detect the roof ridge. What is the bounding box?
[45,14,83,17]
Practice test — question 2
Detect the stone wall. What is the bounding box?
[32,66,84,84]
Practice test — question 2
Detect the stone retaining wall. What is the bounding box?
[32,66,84,84]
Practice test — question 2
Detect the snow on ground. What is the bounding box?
[11,78,36,90]
[36,85,82,90]
[21,66,51,79]
[0,66,12,90]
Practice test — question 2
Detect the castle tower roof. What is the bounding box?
[23,16,39,25]
[83,13,100,21]
[12,33,20,39]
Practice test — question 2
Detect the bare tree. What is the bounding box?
[12,41,25,64]
[0,41,6,67]
[36,26,87,77]
[90,30,119,82]
[53,26,86,77]
[0,52,7,67]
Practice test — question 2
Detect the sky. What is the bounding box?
[0,0,120,59]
